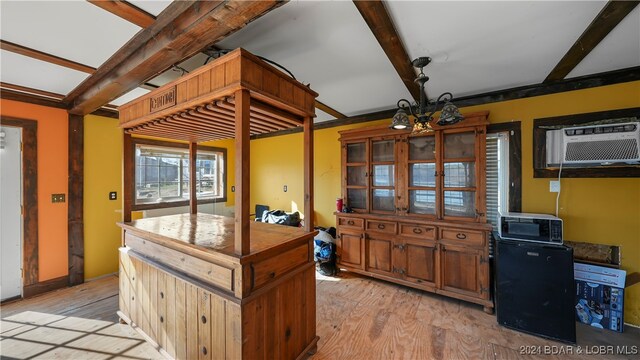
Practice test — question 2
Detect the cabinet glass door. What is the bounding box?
[443,132,477,219]
[407,135,436,216]
[370,139,395,212]
[345,141,368,211]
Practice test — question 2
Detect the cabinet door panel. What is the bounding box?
[372,139,394,162]
[409,136,436,160]
[444,132,475,159]
[366,236,393,276]
[347,189,367,210]
[338,232,363,268]
[347,142,366,163]
[347,166,367,186]
[409,190,436,215]
[443,190,476,218]
[443,162,475,188]
[440,245,483,297]
[405,241,436,286]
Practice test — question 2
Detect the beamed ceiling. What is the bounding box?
[0,0,638,123]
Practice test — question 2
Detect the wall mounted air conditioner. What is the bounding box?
[546,122,640,166]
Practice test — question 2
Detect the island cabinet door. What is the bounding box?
[118,250,131,317]
[337,231,364,269]
[439,244,489,299]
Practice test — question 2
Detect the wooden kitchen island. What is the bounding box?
[116,48,319,359]
[118,214,317,360]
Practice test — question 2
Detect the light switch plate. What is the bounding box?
[550,180,560,193]
[109,191,117,200]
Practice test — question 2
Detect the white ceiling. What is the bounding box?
[216,0,413,118]
[127,0,172,17]
[0,0,141,68]
[386,1,607,98]
[110,87,150,106]
[567,6,640,78]
[0,50,90,95]
[0,0,638,121]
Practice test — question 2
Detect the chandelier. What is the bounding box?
[390,57,464,133]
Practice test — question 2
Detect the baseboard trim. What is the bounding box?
[22,275,69,298]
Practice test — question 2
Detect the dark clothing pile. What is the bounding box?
[259,210,301,227]
[314,226,337,276]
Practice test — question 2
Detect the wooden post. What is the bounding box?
[234,89,251,256]
[303,116,314,232]
[123,133,133,223]
[189,142,198,214]
[68,113,84,286]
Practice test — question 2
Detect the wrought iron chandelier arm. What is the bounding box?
[426,92,454,120]
[397,99,417,118]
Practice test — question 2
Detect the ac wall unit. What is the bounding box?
[546,122,640,166]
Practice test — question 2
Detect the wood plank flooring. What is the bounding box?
[1,272,639,359]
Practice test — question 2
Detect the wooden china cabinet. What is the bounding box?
[336,111,493,312]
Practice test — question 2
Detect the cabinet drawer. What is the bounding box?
[440,228,485,246]
[252,243,310,290]
[366,220,397,234]
[399,223,436,240]
[338,216,364,229]
[125,233,235,292]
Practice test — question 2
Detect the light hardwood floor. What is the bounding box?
[1,272,638,359]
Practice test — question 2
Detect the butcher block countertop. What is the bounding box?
[118,213,316,265]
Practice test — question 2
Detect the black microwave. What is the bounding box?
[498,212,563,245]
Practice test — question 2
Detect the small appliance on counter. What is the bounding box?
[498,212,563,245]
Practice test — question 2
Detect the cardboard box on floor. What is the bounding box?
[574,263,627,332]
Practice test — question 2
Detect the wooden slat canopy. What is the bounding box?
[119,48,317,142]
[119,48,318,256]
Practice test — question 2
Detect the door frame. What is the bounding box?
[0,116,38,292]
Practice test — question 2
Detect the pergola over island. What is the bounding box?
[117,48,319,360]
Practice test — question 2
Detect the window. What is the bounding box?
[486,132,509,230]
[486,122,523,228]
[131,139,226,210]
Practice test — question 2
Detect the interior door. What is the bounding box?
[1,126,23,301]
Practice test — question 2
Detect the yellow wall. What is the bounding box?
[82,124,236,279]
[84,114,123,279]
[249,81,640,325]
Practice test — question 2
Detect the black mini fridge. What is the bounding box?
[495,238,576,343]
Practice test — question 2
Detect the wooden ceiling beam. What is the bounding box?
[87,0,156,28]
[315,100,345,118]
[0,39,96,74]
[353,0,421,103]
[544,1,639,83]
[65,0,286,115]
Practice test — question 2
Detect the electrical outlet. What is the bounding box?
[283,185,288,192]
[109,191,117,200]
[549,180,560,193]
[52,194,66,203]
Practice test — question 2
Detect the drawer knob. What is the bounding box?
[347,220,355,225]
[377,224,385,229]
[202,347,207,355]
[160,316,164,323]
[160,292,164,299]
[201,315,207,324]
[456,233,467,240]
[413,228,422,234]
